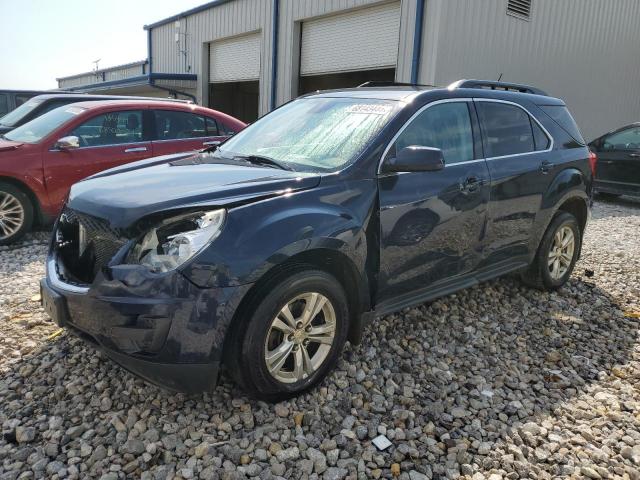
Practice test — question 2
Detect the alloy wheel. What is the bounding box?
[547,225,575,280]
[0,192,25,240]
[264,292,336,384]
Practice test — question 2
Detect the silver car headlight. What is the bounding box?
[127,209,226,273]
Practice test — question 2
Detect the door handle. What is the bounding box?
[540,161,554,174]
[460,176,481,193]
[629,153,640,158]
[203,140,221,147]
[124,147,147,153]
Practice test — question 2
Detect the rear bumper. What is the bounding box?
[42,257,252,393]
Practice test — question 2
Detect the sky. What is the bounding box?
[0,0,205,90]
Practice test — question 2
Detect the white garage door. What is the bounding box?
[300,2,401,76]
[209,33,261,83]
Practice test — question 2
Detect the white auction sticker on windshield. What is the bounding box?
[347,104,393,115]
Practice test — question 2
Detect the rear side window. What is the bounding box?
[477,102,535,157]
[205,117,220,136]
[392,102,474,165]
[539,105,585,145]
[155,110,207,140]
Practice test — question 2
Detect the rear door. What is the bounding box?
[43,108,152,210]
[595,126,640,195]
[378,99,490,304]
[151,109,226,156]
[475,99,554,266]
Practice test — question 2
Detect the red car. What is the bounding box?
[0,100,245,243]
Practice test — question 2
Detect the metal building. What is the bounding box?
[59,0,640,141]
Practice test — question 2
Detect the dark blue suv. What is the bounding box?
[41,80,594,399]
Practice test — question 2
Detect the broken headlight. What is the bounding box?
[127,210,226,273]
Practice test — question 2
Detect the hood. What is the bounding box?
[0,138,23,152]
[68,152,321,228]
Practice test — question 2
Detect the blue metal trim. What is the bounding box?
[150,73,197,81]
[270,0,280,111]
[143,0,236,30]
[410,0,425,85]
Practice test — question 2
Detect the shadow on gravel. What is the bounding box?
[0,274,637,478]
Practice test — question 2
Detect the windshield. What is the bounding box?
[216,97,398,172]
[4,105,85,143]
[0,98,45,127]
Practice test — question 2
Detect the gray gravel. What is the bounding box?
[1,198,639,480]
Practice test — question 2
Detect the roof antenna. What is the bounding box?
[497,73,503,81]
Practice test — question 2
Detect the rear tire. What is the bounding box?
[0,182,33,245]
[520,211,581,290]
[225,269,349,401]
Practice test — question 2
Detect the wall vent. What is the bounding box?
[507,0,532,20]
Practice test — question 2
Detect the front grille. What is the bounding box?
[55,208,128,284]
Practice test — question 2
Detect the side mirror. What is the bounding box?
[54,136,80,151]
[383,146,445,173]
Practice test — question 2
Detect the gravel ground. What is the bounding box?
[0,198,639,480]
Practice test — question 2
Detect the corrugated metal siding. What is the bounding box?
[421,0,640,141]
[276,0,411,105]
[150,0,272,114]
[299,2,401,76]
[58,63,146,89]
[209,33,262,82]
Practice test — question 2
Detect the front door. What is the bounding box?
[595,126,640,195]
[151,109,227,157]
[43,109,152,212]
[378,100,490,304]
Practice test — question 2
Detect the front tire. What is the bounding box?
[0,182,33,245]
[225,269,349,401]
[521,211,581,290]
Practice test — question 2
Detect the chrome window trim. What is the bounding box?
[49,140,151,152]
[377,97,555,174]
[47,257,90,294]
[473,98,554,160]
[152,136,223,144]
[377,98,475,174]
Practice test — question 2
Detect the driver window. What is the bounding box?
[604,128,640,151]
[391,102,474,165]
[71,110,143,147]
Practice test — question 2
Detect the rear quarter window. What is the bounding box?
[539,105,585,145]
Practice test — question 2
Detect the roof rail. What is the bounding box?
[449,79,548,96]
[357,81,432,88]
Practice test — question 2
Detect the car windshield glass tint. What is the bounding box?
[217,97,398,172]
[0,98,45,127]
[4,106,85,143]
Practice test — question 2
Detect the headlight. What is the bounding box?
[127,209,226,273]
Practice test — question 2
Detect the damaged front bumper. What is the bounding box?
[41,254,251,393]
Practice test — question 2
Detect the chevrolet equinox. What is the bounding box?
[41,80,594,400]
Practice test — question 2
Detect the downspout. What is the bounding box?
[147,28,153,74]
[270,0,280,111]
[410,0,425,85]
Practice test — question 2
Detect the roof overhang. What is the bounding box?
[63,73,197,92]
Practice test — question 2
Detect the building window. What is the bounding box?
[507,0,532,20]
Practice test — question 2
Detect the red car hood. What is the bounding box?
[0,139,24,152]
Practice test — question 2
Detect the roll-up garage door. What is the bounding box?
[209,33,261,83]
[300,2,401,76]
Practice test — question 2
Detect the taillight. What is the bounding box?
[588,150,597,177]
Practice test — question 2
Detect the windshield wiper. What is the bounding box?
[233,154,294,171]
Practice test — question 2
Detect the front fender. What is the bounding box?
[180,178,377,290]
[528,167,589,260]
